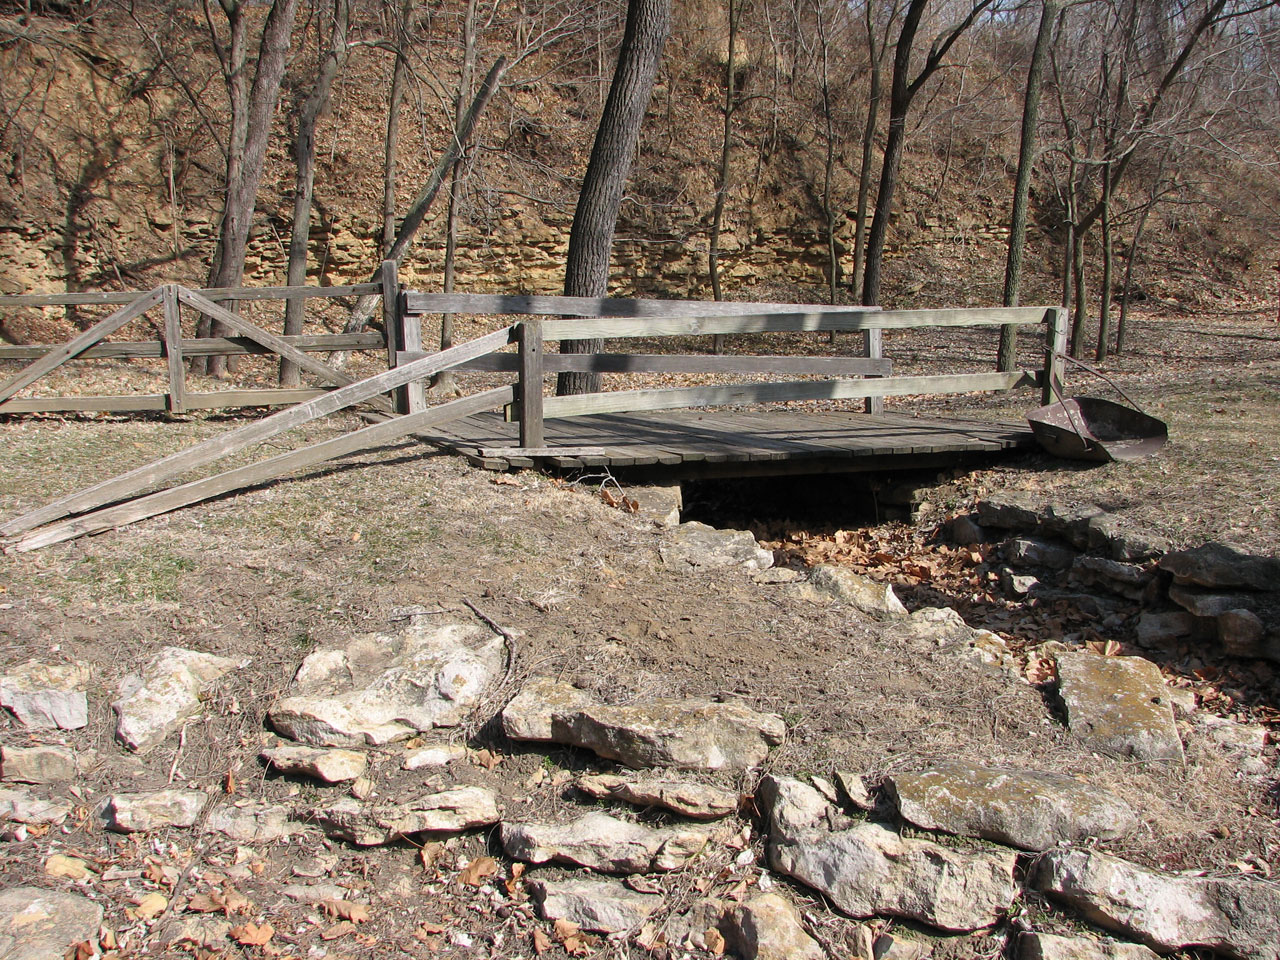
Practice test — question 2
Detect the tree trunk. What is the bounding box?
[281,0,350,387]
[382,0,411,257]
[851,0,883,303]
[997,0,1059,371]
[1069,227,1087,358]
[1116,197,1151,356]
[436,0,479,393]
[199,0,301,378]
[708,0,739,355]
[1095,159,1113,361]
[557,0,671,396]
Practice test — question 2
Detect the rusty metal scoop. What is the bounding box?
[1027,356,1168,463]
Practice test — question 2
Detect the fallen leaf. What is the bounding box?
[143,859,178,887]
[420,842,445,871]
[553,918,581,941]
[68,940,95,960]
[320,900,370,923]
[458,856,498,887]
[133,893,167,921]
[704,927,726,955]
[531,928,553,955]
[471,748,502,771]
[229,922,274,946]
[321,921,357,941]
[224,771,237,794]
[562,933,596,957]
[504,862,526,896]
[490,475,519,486]
[415,922,445,938]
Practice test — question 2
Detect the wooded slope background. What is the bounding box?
[1,0,1277,357]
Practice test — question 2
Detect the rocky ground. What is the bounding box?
[1,304,1279,960]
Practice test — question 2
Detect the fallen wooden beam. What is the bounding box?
[0,325,516,538]
[8,386,515,552]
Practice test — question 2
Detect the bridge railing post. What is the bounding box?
[1042,306,1068,405]
[518,318,544,448]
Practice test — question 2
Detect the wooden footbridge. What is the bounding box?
[0,263,1066,550]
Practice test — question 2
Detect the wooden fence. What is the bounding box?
[0,282,385,414]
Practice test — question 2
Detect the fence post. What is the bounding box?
[380,260,410,414]
[1042,306,1067,405]
[863,328,884,415]
[518,318,544,448]
[162,284,186,414]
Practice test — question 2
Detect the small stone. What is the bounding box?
[1167,582,1261,619]
[403,744,467,770]
[1135,610,1202,647]
[501,812,715,874]
[949,515,985,545]
[1055,652,1183,763]
[261,745,368,783]
[1070,556,1152,600]
[527,877,662,933]
[1002,569,1039,598]
[99,789,208,832]
[834,771,875,810]
[44,854,93,880]
[804,564,908,619]
[163,916,232,949]
[113,647,245,753]
[281,883,351,903]
[576,774,738,819]
[661,522,774,572]
[1017,931,1160,960]
[975,493,1043,531]
[885,760,1137,852]
[0,744,81,783]
[724,893,824,960]
[628,482,683,527]
[0,887,103,959]
[308,786,498,846]
[203,801,298,842]
[1037,847,1280,959]
[0,662,89,730]
[1193,715,1267,756]
[268,620,505,746]
[349,776,374,799]
[0,786,73,824]
[873,932,933,959]
[1217,609,1273,659]
[500,678,596,742]
[1003,537,1076,570]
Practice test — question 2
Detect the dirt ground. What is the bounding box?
[1,303,1278,958]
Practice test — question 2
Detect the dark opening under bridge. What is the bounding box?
[0,264,1066,551]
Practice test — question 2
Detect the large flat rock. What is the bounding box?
[1037,848,1280,960]
[886,761,1137,852]
[502,677,784,773]
[269,620,504,746]
[660,522,774,572]
[760,776,1017,932]
[0,662,89,730]
[527,877,662,934]
[1159,542,1280,591]
[113,646,245,753]
[307,786,499,845]
[1018,932,1160,960]
[0,887,103,960]
[502,812,715,874]
[1054,652,1183,763]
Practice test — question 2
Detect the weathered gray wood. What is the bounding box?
[477,446,607,458]
[0,283,381,309]
[538,306,1054,340]
[863,328,884,416]
[177,287,358,392]
[403,292,884,320]
[399,351,894,377]
[0,289,163,405]
[517,319,544,448]
[162,285,186,414]
[0,333,386,360]
[0,389,334,414]
[11,386,516,552]
[527,371,1036,420]
[1043,306,1068,405]
[0,325,516,538]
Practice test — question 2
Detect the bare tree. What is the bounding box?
[708,0,743,354]
[557,0,672,397]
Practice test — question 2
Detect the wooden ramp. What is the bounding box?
[417,409,1036,477]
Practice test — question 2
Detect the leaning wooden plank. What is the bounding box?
[533,371,1036,420]
[404,352,894,377]
[403,292,882,319]
[10,386,516,552]
[0,289,162,405]
[540,307,1054,341]
[177,288,358,392]
[0,283,381,309]
[0,325,516,538]
[0,333,386,361]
